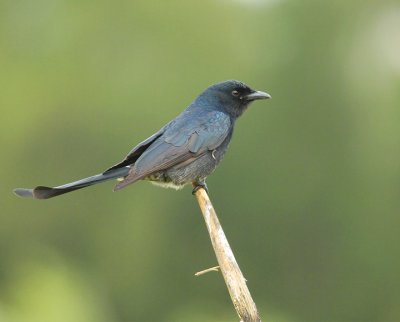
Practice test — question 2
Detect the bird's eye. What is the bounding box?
[231,90,240,97]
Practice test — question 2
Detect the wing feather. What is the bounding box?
[114,110,231,190]
[104,127,165,173]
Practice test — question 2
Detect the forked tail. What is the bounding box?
[14,167,130,200]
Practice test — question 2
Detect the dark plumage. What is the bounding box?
[14,80,270,199]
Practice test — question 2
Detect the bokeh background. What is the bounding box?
[1,0,400,321]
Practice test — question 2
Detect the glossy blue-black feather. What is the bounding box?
[114,108,231,189]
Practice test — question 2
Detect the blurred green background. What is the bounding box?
[1,0,400,321]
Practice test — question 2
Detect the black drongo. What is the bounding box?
[14,80,270,199]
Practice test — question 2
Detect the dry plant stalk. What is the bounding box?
[193,186,261,322]
[195,265,220,276]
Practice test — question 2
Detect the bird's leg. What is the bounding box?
[192,180,208,195]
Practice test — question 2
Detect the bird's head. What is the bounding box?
[198,80,271,118]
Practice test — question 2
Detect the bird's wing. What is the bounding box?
[114,110,231,190]
[104,127,166,173]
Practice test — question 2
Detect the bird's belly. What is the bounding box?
[144,172,185,190]
[145,148,227,189]
[166,150,223,184]
[149,180,185,190]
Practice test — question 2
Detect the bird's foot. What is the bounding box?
[192,181,208,195]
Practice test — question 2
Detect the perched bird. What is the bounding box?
[14,80,270,199]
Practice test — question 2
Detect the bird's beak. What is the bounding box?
[243,90,271,101]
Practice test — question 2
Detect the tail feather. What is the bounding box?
[14,167,130,200]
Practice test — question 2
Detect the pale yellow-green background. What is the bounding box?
[1,0,399,321]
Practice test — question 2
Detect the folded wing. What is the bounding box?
[114,110,231,190]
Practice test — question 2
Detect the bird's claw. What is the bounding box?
[192,182,208,195]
